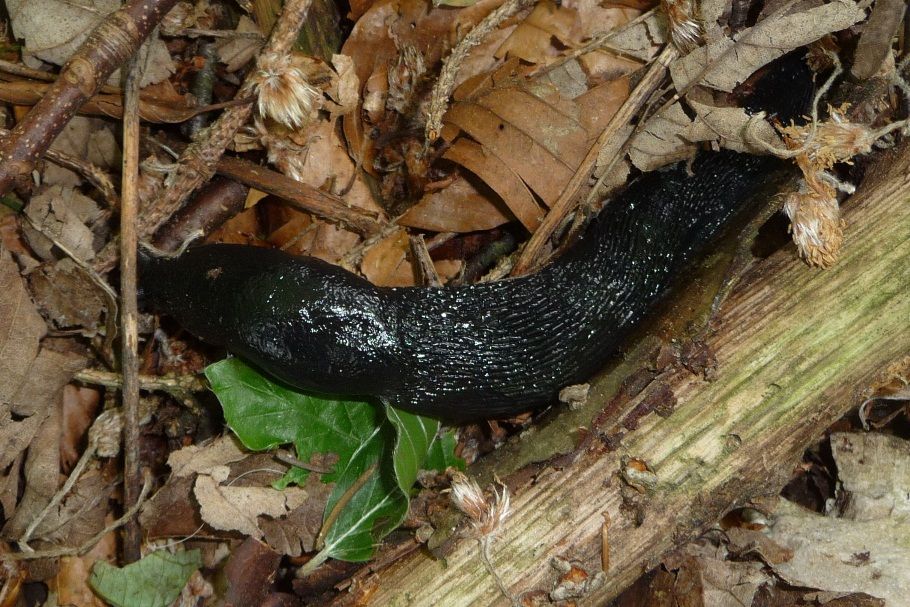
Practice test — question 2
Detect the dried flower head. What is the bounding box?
[783,176,844,268]
[780,105,876,171]
[252,51,321,129]
[661,0,702,53]
[450,472,511,539]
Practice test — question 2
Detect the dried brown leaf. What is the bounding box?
[27,258,106,333]
[443,139,543,231]
[168,435,249,478]
[360,228,462,287]
[398,177,513,233]
[23,185,103,262]
[765,500,909,605]
[0,247,46,406]
[494,0,578,64]
[629,98,784,171]
[216,16,263,72]
[193,474,309,539]
[670,1,866,92]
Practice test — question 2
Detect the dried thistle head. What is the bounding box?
[450,472,511,539]
[780,105,876,171]
[661,0,702,53]
[783,176,844,268]
[252,51,321,129]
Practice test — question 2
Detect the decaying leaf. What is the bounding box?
[398,178,513,233]
[23,185,104,262]
[765,500,909,605]
[45,117,119,187]
[193,474,309,538]
[27,258,107,333]
[762,433,910,605]
[167,435,248,478]
[216,16,264,72]
[360,227,461,287]
[441,59,629,217]
[6,0,119,66]
[670,1,866,92]
[0,247,47,408]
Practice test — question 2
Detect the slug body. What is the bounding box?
[141,151,790,419]
[142,54,812,420]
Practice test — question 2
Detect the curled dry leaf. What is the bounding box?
[22,185,104,262]
[669,0,866,93]
[629,98,785,171]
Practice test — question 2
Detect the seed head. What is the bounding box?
[252,51,321,129]
[450,472,511,539]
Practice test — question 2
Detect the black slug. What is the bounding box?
[140,151,792,419]
[141,56,811,420]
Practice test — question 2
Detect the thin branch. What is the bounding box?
[120,51,144,564]
[215,155,385,236]
[0,128,120,207]
[0,0,181,195]
[3,473,153,562]
[74,367,207,401]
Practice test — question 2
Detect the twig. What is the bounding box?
[74,367,207,402]
[0,128,120,207]
[275,450,334,474]
[424,0,538,145]
[215,155,385,237]
[120,51,144,565]
[175,28,265,40]
[511,44,679,276]
[4,472,152,562]
[409,234,442,287]
[0,58,123,95]
[0,0,180,195]
[17,409,124,553]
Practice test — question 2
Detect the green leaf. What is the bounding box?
[425,429,465,472]
[206,358,382,482]
[319,423,407,561]
[205,359,453,563]
[89,550,201,607]
[385,405,439,493]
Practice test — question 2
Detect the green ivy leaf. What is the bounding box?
[204,359,460,563]
[318,422,406,561]
[206,358,382,483]
[385,404,439,493]
[425,429,465,472]
[89,550,201,607]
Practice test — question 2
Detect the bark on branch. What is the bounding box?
[0,0,179,195]
[343,144,910,605]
